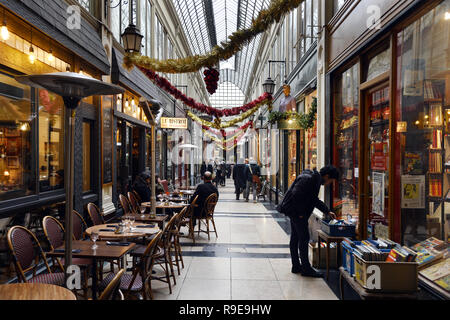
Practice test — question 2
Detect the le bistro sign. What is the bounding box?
[161,117,188,129]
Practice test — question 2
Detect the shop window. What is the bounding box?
[305,92,318,170]
[395,0,450,244]
[0,72,35,201]
[82,121,93,193]
[333,63,360,227]
[365,47,391,82]
[38,90,64,192]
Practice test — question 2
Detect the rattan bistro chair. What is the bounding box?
[119,194,133,216]
[42,216,91,299]
[99,231,163,300]
[196,193,218,240]
[128,192,145,215]
[170,206,189,275]
[180,195,198,243]
[73,210,89,240]
[98,268,125,300]
[87,203,105,226]
[7,226,65,286]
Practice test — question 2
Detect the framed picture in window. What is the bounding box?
[7,156,19,168]
[5,128,20,137]
[6,138,21,156]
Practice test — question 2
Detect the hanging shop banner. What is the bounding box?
[161,117,188,129]
[372,172,385,216]
[401,175,425,209]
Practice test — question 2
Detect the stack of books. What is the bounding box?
[373,238,398,249]
[410,237,447,268]
[385,245,418,262]
[353,242,387,261]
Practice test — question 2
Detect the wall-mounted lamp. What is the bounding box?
[1,9,9,41]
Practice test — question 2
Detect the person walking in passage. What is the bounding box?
[244,159,261,203]
[232,158,247,200]
[278,165,339,277]
[189,171,219,227]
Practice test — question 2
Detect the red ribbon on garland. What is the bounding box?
[138,66,272,118]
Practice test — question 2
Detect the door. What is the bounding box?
[361,82,391,240]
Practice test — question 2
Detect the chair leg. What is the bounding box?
[206,219,210,240]
[163,258,173,294]
[167,248,176,286]
[177,236,184,269]
[211,218,218,238]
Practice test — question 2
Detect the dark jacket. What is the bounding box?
[189,181,219,218]
[282,169,330,219]
[201,163,207,176]
[244,164,261,182]
[133,176,151,203]
[232,164,247,188]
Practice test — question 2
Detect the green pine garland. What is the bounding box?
[268,97,317,130]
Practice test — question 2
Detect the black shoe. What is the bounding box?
[291,265,303,274]
[301,268,323,278]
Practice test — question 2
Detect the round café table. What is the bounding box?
[142,201,189,218]
[0,283,76,300]
[85,222,160,240]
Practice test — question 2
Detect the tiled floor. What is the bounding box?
[151,180,338,300]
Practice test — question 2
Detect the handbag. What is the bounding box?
[249,165,261,187]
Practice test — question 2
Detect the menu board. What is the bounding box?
[102,96,113,184]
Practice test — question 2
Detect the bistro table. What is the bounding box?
[142,201,189,217]
[179,190,195,196]
[47,240,136,300]
[0,283,77,300]
[126,212,168,229]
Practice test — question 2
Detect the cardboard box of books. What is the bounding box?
[354,243,418,293]
[308,242,337,269]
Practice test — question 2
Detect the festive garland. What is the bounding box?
[211,131,247,151]
[187,102,264,129]
[124,0,303,74]
[202,120,253,137]
[138,66,272,117]
[202,128,248,144]
[268,97,317,130]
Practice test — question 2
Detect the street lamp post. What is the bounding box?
[15,72,124,286]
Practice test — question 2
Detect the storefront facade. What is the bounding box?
[327,0,449,244]
[0,1,110,227]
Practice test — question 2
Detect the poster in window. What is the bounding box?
[403,59,424,97]
[102,96,113,185]
[372,172,385,216]
[401,175,425,209]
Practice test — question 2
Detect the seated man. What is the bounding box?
[189,171,219,226]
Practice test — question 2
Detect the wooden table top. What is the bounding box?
[47,240,136,260]
[85,223,160,240]
[0,283,77,300]
[155,202,189,209]
[128,214,168,223]
[179,190,195,195]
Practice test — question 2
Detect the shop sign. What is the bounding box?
[161,117,188,129]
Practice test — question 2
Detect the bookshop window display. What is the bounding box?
[395,0,450,244]
[305,91,317,170]
[333,63,360,228]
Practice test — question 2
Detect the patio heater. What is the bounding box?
[15,72,124,285]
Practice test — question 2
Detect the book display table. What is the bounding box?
[317,230,347,280]
[339,267,418,300]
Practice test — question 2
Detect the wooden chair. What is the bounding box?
[127,192,145,215]
[98,268,125,300]
[42,216,91,299]
[99,231,163,300]
[196,193,219,240]
[170,206,189,275]
[72,210,88,240]
[7,226,65,285]
[119,194,133,216]
[86,203,105,226]
[180,195,199,243]
[132,190,142,204]
[160,180,169,193]
[149,213,179,294]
